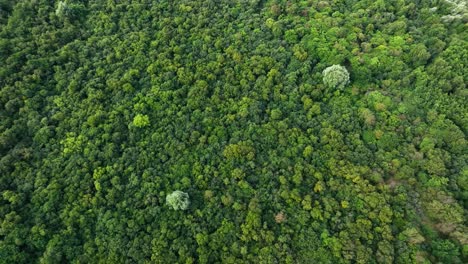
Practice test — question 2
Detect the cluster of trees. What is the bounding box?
[0,0,466,263]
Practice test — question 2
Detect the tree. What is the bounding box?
[133,114,150,128]
[431,239,461,263]
[322,65,350,90]
[55,1,85,21]
[55,1,69,17]
[166,191,190,210]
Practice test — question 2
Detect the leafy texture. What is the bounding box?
[322,65,350,90]
[0,0,466,263]
[166,191,190,210]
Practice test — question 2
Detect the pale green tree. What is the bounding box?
[133,114,150,128]
[166,191,190,210]
[322,65,350,90]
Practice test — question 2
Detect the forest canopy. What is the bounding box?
[0,0,467,263]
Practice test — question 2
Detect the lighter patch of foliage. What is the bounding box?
[442,0,468,22]
[322,65,350,90]
[56,1,70,17]
[55,1,84,19]
[166,191,190,210]
[133,114,150,128]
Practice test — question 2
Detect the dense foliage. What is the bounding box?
[0,0,467,263]
[322,65,350,90]
[166,191,190,211]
